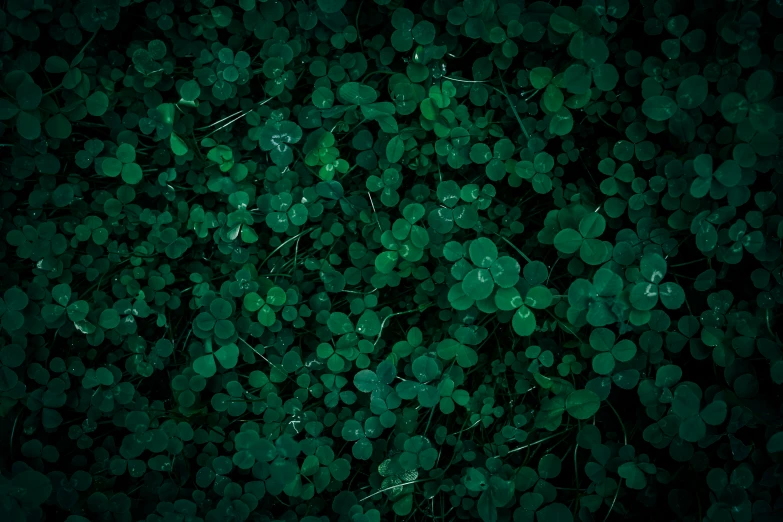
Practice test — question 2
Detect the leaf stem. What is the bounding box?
[670,258,705,268]
[496,71,531,139]
[374,303,432,347]
[605,400,628,445]
[358,479,432,502]
[494,233,533,263]
[259,227,317,268]
[507,426,575,454]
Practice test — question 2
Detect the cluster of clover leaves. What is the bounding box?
[1,1,783,522]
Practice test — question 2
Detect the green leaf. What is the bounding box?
[412,356,440,382]
[338,82,378,105]
[329,458,351,481]
[12,470,52,506]
[659,282,685,309]
[386,135,404,163]
[67,301,89,322]
[354,370,379,392]
[549,107,574,136]
[618,463,647,489]
[642,95,679,121]
[477,491,497,522]
[0,99,19,120]
[714,160,741,187]
[170,133,188,156]
[525,286,552,309]
[592,352,615,374]
[542,84,564,112]
[630,282,659,310]
[462,269,494,300]
[4,287,28,310]
[356,310,381,337]
[611,340,637,362]
[554,229,582,254]
[17,111,41,140]
[45,114,72,139]
[86,91,109,116]
[45,56,70,73]
[215,343,239,369]
[121,163,143,184]
[437,339,478,368]
[180,80,201,101]
[17,81,42,111]
[530,67,553,89]
[720,92,749,123]
[536,502,573,522]
[490,257,520,289]
[565,389,600,419]
[393,495,413,516]
[512,306,536,336]
[700,400,727,426]
[676,75,708,109]
[52,284,71,306]
[641,253,667,284]
[469,237,498,268]
[768,432,783,453]
[746,70,774,102]
[318,0,346,14]
[193,354,217,378]
[361,102,398,133]
[99,309,120,329]
[327,312,354,335]
[470,143,492,164]
[578,214,605,239]
[590,328,615,351]
[412,20,436,44]
[341,419,364,441]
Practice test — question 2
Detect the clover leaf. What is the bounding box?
[630,253,685,310]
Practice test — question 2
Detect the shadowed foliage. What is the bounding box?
[1,1,783,522]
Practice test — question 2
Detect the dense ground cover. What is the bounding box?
[1,1,783,522]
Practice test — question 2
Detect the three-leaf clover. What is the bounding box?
[597,157,635,196]
[258,113,303,167]
[513,152,556,194]
[264,193,308,234]
[630,253,685,310]
[554,214,611,265]
[670,386,727,442]
[193,339,239,378]
[459,237,520,302]
[377,203,430,273]
[589,328,638,375]
[721,219,764,264]
[690,155,742,199]
[396,355,441,407]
